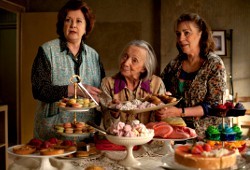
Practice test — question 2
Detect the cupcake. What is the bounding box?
[218,123,229,132]
[221,126,236,141]
[234,102,245,110]
[205,125,220,140]
[232,125,242,140]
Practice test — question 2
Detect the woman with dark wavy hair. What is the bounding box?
[156,13,227,137]
[31,0,105,140]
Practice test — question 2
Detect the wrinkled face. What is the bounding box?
[120,45,147,80]
[176,21,202,56]
[63,10,86,43]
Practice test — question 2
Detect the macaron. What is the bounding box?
[65,127,74,134]
[71,103,83,108]
[56,126,65,133]
[64,122,72,128]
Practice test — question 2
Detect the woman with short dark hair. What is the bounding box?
[31,0,105,140]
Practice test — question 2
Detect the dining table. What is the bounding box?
[7,139,250,170]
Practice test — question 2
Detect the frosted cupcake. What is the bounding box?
[232,125,242,140]
[221,126,236,141]
[205,125,220,141]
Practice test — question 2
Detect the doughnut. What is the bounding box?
[13,145,36,155]
[40,148,64,155]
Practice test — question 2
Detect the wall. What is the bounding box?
[27,0,250,96]
[0,9,17,145]
[161,0,250,97]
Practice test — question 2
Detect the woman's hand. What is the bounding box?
[155,106,181,121]
[165,91,172,96]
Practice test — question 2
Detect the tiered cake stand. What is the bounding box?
[153,136,197,155]
[57,75,98,139]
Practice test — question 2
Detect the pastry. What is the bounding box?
[75,151,89,157]
[65,127,74,134]
[174,144,236,169]
[71,103,83,108]
[55,126,64,133]
[149,96,162,105]
[63,122,72,128]
[40,148,64,155]
[13,145,36,155]
[156,94,170,103]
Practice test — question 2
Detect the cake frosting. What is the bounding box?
[206,124,241,141]
[232,125,242,140]
[205,125,220,140]
[220,126,236,141]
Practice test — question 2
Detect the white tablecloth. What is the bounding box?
[8,142,166,170]
[8,141,250,170]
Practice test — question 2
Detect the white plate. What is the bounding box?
[59,132,94,137]
[59,106,96,112]
[57,151,102,160]
[109,99,180,114]
[162,154,198,170]
[8,145,76,158]
[153,135,197,141]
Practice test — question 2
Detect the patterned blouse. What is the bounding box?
[31,38,105,140]
[100,73,166,129]
[161,52,228,137]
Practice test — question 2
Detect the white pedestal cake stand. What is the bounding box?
[153,136,197,155]
[106,134,154,167]
[8,145,76,170]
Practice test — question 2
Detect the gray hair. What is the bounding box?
[119,40,157,80]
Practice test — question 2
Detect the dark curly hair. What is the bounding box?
[56,0,95,41]
[175,13,215,58]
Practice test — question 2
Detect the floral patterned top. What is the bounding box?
[160,52,228,137]
[100,73,166,129]
[31,38,105,140]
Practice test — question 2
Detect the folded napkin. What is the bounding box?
[94,137,139,151]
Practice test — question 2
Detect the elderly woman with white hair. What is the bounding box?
[100,40,166,129]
